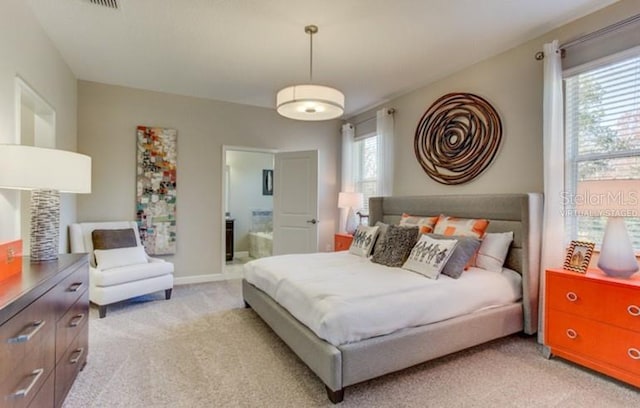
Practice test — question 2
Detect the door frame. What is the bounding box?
[221,145,278,276]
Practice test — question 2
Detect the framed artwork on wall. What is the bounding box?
[136,126,177,255]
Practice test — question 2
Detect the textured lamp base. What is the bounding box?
[345,207,358,235]
[30,189,60,262]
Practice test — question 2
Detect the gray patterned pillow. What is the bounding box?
[427,234,481,279]
[372,221,389,256]
[371,225,419,267]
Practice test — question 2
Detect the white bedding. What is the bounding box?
[244,252,522,346]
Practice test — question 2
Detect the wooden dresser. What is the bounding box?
[0,254,89,408]
[545,268,640,388]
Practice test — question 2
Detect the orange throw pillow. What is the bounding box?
[399,213,439,234]
[433,215,490,239]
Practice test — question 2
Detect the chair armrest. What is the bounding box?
[146,256,166,263]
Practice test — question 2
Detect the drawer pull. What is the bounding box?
[7,320,46,344]
[70,347,85,364]
[628,348,640,360]
[69,313,85,328]
[566,292,578,302]
[68,282,84,292]
[9,368,44,399]
[566,329,578,339]
[627,305,640,317]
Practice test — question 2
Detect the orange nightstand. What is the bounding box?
[545,268,640,388]
[334,233,353,252]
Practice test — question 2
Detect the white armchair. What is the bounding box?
[69,221,174,318]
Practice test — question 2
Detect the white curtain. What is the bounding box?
[376,108,394,196]
[340,123,355,231]
[341,123,355,192]
[539,40,565,343]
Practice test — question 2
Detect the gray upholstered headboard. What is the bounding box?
[369,193,543,335]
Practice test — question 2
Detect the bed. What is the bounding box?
[242,193,542,403]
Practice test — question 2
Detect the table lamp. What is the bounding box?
[338,192,364,235]
[0,145,92,262]
[576,179,639,278]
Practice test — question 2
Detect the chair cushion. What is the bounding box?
[92,228,137,250]
[91,260,174,287]
[94,246,148,270]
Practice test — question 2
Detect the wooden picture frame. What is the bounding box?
[563,240,595,274]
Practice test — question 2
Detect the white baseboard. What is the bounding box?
[174,271,243,285]
[234,250,249,258]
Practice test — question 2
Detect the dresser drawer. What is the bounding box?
[546,272,601,317]
[48,262,88,319]
[55,288,89,364]
[547,270,640,333]
[598,284,640,333]
[0,328,55,408]
[548,310,640,376]
[54,326,88,408]
[547,309,605,361]
[0,289,56,384]
[25,370,54,408]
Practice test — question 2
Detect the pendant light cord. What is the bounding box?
[305,25,318,84]
[309,28,313,83]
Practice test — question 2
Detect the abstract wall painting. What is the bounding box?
[136,126,177,255]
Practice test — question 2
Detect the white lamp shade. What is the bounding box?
[0,145,91,193]
[338,192,364,209]
[277,85,344,121]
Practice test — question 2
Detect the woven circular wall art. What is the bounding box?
[414,92,502,185]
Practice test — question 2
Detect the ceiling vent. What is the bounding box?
[85,0,119,9]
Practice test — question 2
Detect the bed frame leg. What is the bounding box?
[325,386,344,404]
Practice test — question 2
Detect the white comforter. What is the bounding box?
[244,252,522,346]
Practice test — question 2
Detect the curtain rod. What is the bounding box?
[352,108,396,126]
[534,13,640,60]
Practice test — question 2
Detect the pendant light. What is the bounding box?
[276,25,344,121]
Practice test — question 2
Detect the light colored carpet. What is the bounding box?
[63,280,639,408]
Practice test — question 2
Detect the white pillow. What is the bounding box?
[402,234,458,279]
[94,246,148,270]
[349,225,380,257]
[475,232,513,272]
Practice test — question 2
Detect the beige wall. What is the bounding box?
[349,0,640,197]
[0,0,78,247]
[77,81,341,279]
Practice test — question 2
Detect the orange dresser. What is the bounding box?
[545,268,640,388]
[334,233,353,252]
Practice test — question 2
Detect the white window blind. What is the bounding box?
[564,49,640,251]
[353,133,378,214]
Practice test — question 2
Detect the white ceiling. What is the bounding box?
[26,0,617,117]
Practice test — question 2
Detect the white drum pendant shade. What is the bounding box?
[277,85,344,121]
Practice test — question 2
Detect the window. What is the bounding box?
[564,50,640,250]
[353,133,378,214]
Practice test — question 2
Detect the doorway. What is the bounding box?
[222,146,276,275]
[15,77,56,253]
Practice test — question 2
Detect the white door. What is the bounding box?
[273,150,318,255]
